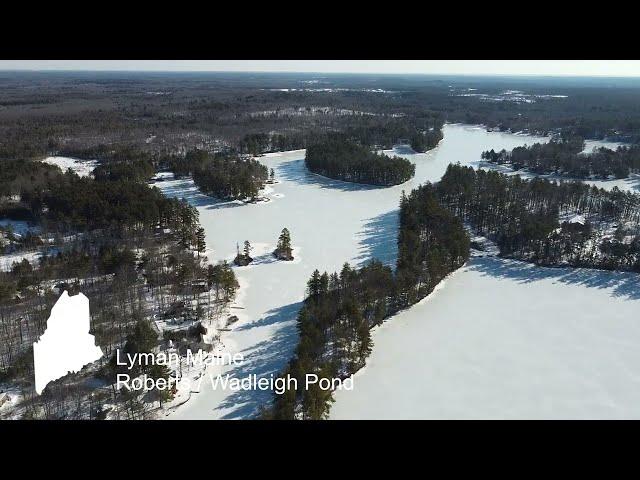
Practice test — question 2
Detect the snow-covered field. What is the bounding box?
[42,156,98,177]
[582,139,627,154]
[157,124,558,419]
[0,250,44,272]
[331,256,640,419]
[0,219,40,237]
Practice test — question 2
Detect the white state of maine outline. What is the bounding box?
[33,291,103,394]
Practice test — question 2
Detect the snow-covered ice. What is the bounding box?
[331,257,640,419]
[157,124,558,419]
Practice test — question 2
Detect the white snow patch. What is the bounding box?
[42,156,98,178]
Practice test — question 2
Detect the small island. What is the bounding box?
[169,150,269,201]
[234,240,253,266]
[305,137,416,186]
[273,228,294,261]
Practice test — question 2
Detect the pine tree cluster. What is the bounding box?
[437,164,640,270]
[305,137,415,186]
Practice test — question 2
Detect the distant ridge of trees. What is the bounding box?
[482,137,640,179]
[238,118,443,156]
[305,137,415,186]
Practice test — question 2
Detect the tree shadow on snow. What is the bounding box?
[391,144,417,155]
[250,251,279,266]
[215,301,302,419]
[159,179,245,210]
[355,209,399,267]
[277,159,388,192]
[468,256,640,301]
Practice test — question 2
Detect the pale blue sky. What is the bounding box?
[1,60,640,77]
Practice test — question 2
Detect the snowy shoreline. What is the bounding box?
[154,124,640,420]
[156,125,552,419]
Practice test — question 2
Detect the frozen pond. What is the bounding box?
[331,256,640,419]
[157,124,549,419]
[158,124,637,419]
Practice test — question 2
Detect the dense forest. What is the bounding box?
[0,155,240,419]
[1,158,192,232]
[166,150,269,201]
[482,138,640,179]
[265,184,470,419]
[239,116,444,155]
[0,72,445,162]
[5,73,640,165]
[437,164,640,271]
[305,137,416,186]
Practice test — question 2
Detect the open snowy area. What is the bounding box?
[331,256,640,419]
[582,139,627,154]
[0,250,45,272]
[41,156,98,177]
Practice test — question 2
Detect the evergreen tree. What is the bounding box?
[305,137,415,186]
[274,227,293,260]
[195,227,206,256]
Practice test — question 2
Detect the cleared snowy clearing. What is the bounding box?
[42,156,98,177]
[0,250,44,272]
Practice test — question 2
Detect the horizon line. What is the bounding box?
[1,69,640,79]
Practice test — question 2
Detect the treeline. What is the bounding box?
[482,138,640,179]
[437,164,640,271]
[0,159,196,235]
[166,149,269,200]
[7,73,640,165]
[44,173,194,232]
[0,159,60,203]
[305,137,415,186]
[440,82,640,142]
[266,184,469,419]
[238,116,444,156]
